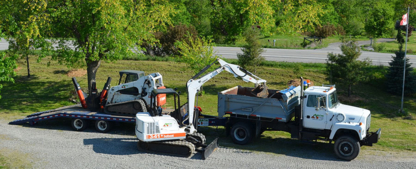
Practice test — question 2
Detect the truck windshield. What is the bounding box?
[328,91,339,108]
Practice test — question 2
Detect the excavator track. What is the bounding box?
[187,133,206,145]
[104,100,147,117]
[138,140,196,157]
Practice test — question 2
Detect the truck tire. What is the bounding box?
[71,118,88,131]
[94,120,112,133]
[230,122,254,145]
[334,135,360,161]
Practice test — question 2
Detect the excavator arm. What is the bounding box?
[186,59,267,134]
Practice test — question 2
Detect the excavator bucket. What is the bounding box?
[202,137,219,160]
[252,84,269,98]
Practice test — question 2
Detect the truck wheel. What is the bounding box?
[231,122,254,145]
[334,135,360,161]
[94,120,112,133]
[71,118,88,131]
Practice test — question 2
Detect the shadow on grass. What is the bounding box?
[0,75,73,114]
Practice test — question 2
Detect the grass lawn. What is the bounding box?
[363,36,416,54]
[0,56,415,163]
[216,34,369,49]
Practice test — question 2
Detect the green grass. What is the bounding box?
[215,35,369,50]
[362,36,416,54]
[0,56,416,162]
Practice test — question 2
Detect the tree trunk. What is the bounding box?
[348,85,351,97]
[26,54,30,78]
[87,60,101,94]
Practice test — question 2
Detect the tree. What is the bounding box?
[176,34,219,74]
[274,0,325,34]
[326,40,371,97]
[47,0,176,91]
[0,0,51,78]
[237,27,264,73]
[364,0,395,38]
[385,31,416,95]
[210,0,277,41]
[0,52,17,99]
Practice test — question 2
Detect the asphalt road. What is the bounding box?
[2,38,415,66]
[214,38,416,66]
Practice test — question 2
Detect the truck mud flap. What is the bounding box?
[202,137,219,160]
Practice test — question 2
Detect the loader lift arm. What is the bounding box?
[186,58,267,134]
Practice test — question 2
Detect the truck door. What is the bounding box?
[303,95,327,129]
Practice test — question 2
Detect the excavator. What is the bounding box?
[72,70,166,116]
[135,59,268,159]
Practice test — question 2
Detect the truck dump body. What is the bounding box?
[218,86,301,122]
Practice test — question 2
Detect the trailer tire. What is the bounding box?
[230,122,254,145]
[334,135,360,161]
[71,118,88,131]
[94,120,112,133]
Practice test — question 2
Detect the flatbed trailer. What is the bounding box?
[9,104,227,132]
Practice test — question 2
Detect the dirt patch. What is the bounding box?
[14,67,22,71]
[67,69,87,77]
[287,79,314,87]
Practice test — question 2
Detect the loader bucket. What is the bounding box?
[252,84,269,98]
[202,137,219,160]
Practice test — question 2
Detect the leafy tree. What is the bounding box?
[364,0,395,38]
[184,0,212,36]
[0,52,17,99]
[275,0,325,34]
[210,0,277,41]
[176,34,219,74]
[0,0,51,78]
[326,40,371,97]
[386,31,416,95]
[237,27,264,73]
[47,0,176,90]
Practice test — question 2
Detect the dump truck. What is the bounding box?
[198,77,381,161]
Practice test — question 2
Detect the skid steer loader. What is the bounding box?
[72,70,166,116]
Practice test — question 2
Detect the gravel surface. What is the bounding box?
[1,119,415,169]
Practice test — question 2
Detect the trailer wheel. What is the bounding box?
[71,119,88,131]
[334,135,360,161]
[231,122,254,145]
[94,120,112,133]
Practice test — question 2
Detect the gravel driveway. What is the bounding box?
[1,119,415,169]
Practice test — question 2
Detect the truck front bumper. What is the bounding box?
[362,128,381,146]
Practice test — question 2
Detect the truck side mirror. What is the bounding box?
[316,97,321,111]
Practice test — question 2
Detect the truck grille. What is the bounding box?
[366,114,371,131]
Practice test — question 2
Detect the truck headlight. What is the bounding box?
[336,113,345,122]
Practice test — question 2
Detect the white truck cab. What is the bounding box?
[301,85,380,160]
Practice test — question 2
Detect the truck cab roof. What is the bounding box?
[304,86,335,95]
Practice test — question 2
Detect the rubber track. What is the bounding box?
[187,133,206,145]
[104,100,147,117]
[138,140,196,157]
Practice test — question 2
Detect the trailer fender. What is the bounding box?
[330,123,365,140]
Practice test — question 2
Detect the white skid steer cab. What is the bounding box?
[72,70,166,116]
[135,58,268,159]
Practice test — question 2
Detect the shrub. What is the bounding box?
[313,23,346,38]
[142,24,198,56]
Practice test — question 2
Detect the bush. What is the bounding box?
[313,23,346,38]
[142,24,198,56]
[385,51,416,95]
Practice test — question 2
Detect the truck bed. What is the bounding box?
[217,86,301,122]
